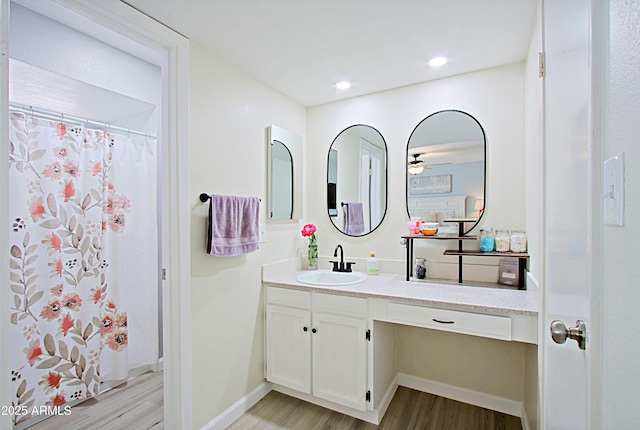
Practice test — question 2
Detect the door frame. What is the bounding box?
[0,1,192,428]
[1,0,11,428]
[539,0,606,428]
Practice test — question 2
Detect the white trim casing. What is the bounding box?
[6,1,192,428]
[1,1,12,429]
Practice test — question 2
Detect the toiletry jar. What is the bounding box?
[421,222,439,236]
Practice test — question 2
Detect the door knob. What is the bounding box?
[550,320,586,350]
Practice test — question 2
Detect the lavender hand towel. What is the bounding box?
[207,194,260,256]
[344,202,365,235]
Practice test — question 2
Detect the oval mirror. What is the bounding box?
[406,110,486,235]
[327,125,388,236]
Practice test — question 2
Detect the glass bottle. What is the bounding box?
[479,227,495,252]
[510,230,527,253]
[414,258,427,279]
[495,229,511,252]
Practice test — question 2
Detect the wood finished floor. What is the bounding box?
[227,387,522,430]
[23,372,522,430]
[26,371,163,430]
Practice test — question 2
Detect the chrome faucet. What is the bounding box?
[331,244,355,272]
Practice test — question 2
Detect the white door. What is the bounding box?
[265,305,312,394]
[312,312,367,411]
[542,0,597,428]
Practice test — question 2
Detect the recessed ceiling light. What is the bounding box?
[428,56,448,67]
[335,81,352,90]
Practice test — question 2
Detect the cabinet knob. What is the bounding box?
[303,326,308,332]
[312,328,317,334]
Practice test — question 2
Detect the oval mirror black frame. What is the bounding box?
[327,124,388,236]
[406,110,486,235]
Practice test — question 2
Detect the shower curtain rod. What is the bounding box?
[9,104,157,140]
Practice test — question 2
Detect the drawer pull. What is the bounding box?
[432,318,455,324]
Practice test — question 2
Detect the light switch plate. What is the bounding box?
[603,152,624,226]
[259,223,267,243]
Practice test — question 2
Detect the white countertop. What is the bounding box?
[262,268,538,317]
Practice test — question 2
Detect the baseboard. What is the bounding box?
[375,374,399,420]
[521,403,530,430]
[397,373,523,418]
[201,381,272,430]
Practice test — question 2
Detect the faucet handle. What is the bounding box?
[345,262,355,272]
[329,260,340,272]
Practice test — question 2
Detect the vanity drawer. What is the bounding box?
[266,286,311,309]
[313,292,368,318]
[387,303,511,341]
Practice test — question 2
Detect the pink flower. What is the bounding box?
[301,223,317,237]
[91,161,102,176]
[39,371,62,391]
[29,196,46,222]
[116,313,127,328]
[56,123,67,139]
[50,284,64,297]
[63,161,81,178]
[91,287,102,304]
[53,146,67,158]
[25,339,43,366]
[42,233,62,252]
[62,293,82,311]
[61,313,74,336]
[47,394,66,407]
[101,315,114,335]
[40,300,62,321]
[107,331,128,352]
[114,196,131,211]
[62,180,75,202]
[42,162,63,180]
[104,198,114,214]
[49,258,63,277]
[108,213,126,232]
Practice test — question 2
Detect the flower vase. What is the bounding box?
[307,235,318,270]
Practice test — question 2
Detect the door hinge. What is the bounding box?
[162,268,167,280]
[366,329,371,341]
[366,390,371,402]
[538,52,545,78]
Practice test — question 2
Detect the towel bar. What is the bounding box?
[199,193,261,203]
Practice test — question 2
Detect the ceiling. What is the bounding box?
[124,0,536,107]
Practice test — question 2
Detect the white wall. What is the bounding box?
[307,63,529,402]
[308,62,526,278]
[188,42,307,429]
[9,3,160,132]
[602,0,640,427]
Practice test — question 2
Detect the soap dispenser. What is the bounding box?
[367,251,379,275]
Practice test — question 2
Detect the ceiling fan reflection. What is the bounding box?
[407,153,451,175]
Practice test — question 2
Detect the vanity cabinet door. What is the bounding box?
[311,312,367,411]
[265,305,311,394]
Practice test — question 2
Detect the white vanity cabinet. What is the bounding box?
[265,286,369,412]
[265,304,311,393]
[263,274,537,425]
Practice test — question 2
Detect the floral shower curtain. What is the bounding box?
[8,112,158,425]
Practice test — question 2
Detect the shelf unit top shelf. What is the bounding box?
[401,234,477,240]
[443,250,530,258]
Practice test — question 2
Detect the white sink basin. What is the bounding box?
[296,270,367,286]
